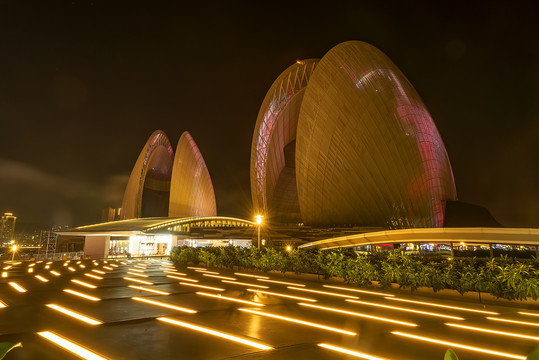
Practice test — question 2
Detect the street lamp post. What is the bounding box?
[255,215,263,249]
[11,244,17,262]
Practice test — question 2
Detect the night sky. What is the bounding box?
[0,1,537,229]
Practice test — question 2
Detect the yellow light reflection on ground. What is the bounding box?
[288,287,359,299]
[318,343,387,359]
[163,270,188,276]
[487,317,539,327]
[128,285,171,295]
[391,331,525,359]
[35,275,49,282]
[128,268,145,273]
[84,273,103,280]
[445,322,539,341]
[234,273,270,279]
[0,299,6,308]
[156,317,273,350]
[71,279,97,289]
[346,299,464,320]
[79,264,86,268]
[132,297,196,313]
[518,311,539,317]
[240,308,355,335]
[46,304,102,325]
[187,266,206,270]
[386,297,499,315]
[166,275,198,282]
[178,282,225,291]
[196,292,265,306]
[110,264,118,268]
[50,270,61,276]
[323,285,394,297]
[67,267,76,272]
[37,331,108,360]
[46,261,53,264]
[195,270,220,274]
[8,282,27,292]
[222,280,269,289]
[63,289,101,301]
[3,265,12,270]
[102,266,113,270]
[299,303,417,327]
[203,274,236,281]
[28,263,36,267]
[92,269,106,274]
[123,277,153,285]
[247,289,317,302]
[127,271,150,278]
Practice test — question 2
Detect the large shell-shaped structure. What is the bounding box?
[251,41,457,228]
[121,130,174,219]
[121,130,216,220]
[169,131,217,218]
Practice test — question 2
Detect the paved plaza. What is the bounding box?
[1,259,538,359]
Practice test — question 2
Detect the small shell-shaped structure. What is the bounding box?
[169,131,217,218]
[121,130,174,219]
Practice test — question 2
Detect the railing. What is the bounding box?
[34,251,84,261]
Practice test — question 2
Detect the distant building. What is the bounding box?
[0,212,16,242]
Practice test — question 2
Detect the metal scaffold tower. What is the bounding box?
[39,230,57,258]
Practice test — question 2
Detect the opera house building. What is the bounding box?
[54,41,538,259]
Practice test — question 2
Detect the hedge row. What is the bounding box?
[170,246,539,301]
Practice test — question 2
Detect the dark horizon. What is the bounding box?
[0,1,537,228]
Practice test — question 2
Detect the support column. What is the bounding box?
[450,242,455,258]
[489,243,494,258]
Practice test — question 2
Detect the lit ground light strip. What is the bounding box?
[163,270,188,276]
[127,271,150,278]
[318,343,387,360]
[109,264,118,267]
[247,289,317,302]
[257,279,306,287]
[84,273,103,280]
[179,282,225,291]
[71,279,97,289]
[391,331,525,359]
[323,285,394,297]
[299,303,417,327]
[37,331,108,360]
[123,277,153,285]
[195,270,220,274]
[239,308,355,335]
[445,323,539,341]
[166,275,198,282]
[35,275,49,282]
[9,282,27,292]
[187,266,206,270]
[288,287,359,299]
[134,265,146,269]
[79,264,86,268]
[234,272,270,279]
[28,268,34,273]
[45,265,50,269]
[102,266,113,271]
[203,274,236,281]
[63,289,101,301]
[487,317,539,327]
[196,292,264,306]
[12,262,21,265]
[46,304,102,325]
[3,265,12,270]
[1,272,7,278]
[386,297,499,315]
[346,299,465,320]
[28,263,36,267]
[128,285,171,295]
[50,270,61,276]
[92,270,106,274]
[68,267,76,272]
[132,297,196,313]
[129,268,145,273]
[222,280,269,289]
[156,317,272,350]
[518,311,539,317]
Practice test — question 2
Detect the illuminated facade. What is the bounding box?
[121,131,216,220]
[251,41,457,228]
[0,212,16,242]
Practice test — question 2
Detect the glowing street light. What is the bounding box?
[255,214,263,249]
[11,244,17,261]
